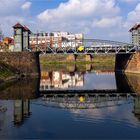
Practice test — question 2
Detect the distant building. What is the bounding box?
[0,37,14,52]
[13,23,31,52]
[30,32,84,50]
[4,37,13,44]
[129,23,140,46]
[4,37,14,51]
[40,71,84,90]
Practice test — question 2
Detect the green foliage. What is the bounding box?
[0,62,14,80]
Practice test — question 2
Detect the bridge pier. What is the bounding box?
[66,54,76,61]
[85,54,92,62]
[66,54,93,62]
[115,51,140,74]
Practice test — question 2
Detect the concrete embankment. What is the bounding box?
[115,51,140,74]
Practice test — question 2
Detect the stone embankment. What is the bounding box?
[115,51,140,74]
[0,52,40,76]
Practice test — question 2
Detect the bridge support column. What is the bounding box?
[66,64,76,72]
[86,64,92,71]
[66,54,76,61]
[115,51,140,74]
[85,54,92,62]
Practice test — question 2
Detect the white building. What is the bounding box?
[130,23,140,46]
[30,31,84,49]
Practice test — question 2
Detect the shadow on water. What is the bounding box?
[115,73,134,93]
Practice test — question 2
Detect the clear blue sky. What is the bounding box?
[1,0,140,42]
[30,0,69,15]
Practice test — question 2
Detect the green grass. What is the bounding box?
[0,62,14,80]
[40,55,115,66]
[40,60,115,66]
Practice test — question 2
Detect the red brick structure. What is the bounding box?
[115,51,140,74]
[0,52,40,76]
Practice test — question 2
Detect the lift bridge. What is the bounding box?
[32,92,136,110]
[33,39,140,54]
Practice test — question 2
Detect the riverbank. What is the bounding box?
[0,62,21,86]
[40,54,115,68]
[41,63,115,72]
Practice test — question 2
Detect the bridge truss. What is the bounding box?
[31,39,139,54]
[34,93,135,110]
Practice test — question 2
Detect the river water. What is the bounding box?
[0,64,140,139]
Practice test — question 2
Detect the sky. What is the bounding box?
[0,0,140,43]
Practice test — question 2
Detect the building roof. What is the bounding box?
[3,37,14,45]
[13,23,31,33]
[24,26,30,31]
[10,39,14,45]
[13,23,24,28]
[129,23,140,32]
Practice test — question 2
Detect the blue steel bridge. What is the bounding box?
[32,39,139,54]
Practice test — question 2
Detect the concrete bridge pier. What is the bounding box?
[66,54,76,61]
[85,54,92,62]
[115,51,140,74]
[66,54,92,62]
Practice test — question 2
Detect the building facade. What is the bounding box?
[13,23,31,52]
[130,23,140,46]
[30,32,84,50]
[40,71,84,91]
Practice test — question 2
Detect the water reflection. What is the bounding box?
[40,71,84,90]
[133,96,140,121]
[0,78,40,127]
[126,74,140,95]
[14,100,30,126]
[40,64,135,93]
[1,64,140,138]
[40,64,116,91]
[0,78,40,99]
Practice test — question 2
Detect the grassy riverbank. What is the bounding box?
[40,54,115,67]
[0,62,15,83]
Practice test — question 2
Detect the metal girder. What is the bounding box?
[30,39,139,54]
[41,93,133,109]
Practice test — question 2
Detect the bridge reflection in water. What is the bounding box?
[0,69,140,126]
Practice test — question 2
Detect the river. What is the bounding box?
[0,64,140,139]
